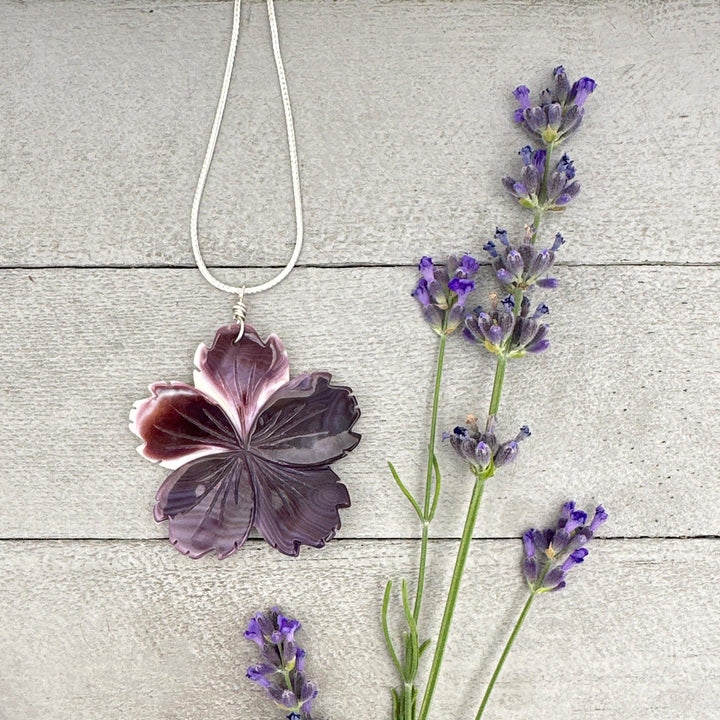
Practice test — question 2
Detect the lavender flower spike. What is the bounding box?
[484,227,564,292]
[444,415,531,475]
[246,608,318,720]
[412,254,480,335]
[522,503,608,592]
[513,67,596,146]
[464,294,550,357]
[502,146,581,211]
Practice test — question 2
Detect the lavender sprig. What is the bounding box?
[474,503,608,719]
[416,67,598,720]
[411,254,480,335]
[245,609,318,720]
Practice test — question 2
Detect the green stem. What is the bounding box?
[488,354,507,417]
[413,332,447,621]
[532,141,554,242]
[404,682,413,720]
[416,348,508,720]
[475,592,536,720]
[416,472,487,720]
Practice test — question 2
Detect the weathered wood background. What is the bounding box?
[1,1,719,718]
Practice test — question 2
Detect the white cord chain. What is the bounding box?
[190,0,304,299]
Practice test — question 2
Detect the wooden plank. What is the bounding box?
[1,265,717,539]
[2,0,719,266]
[0,538,717,719]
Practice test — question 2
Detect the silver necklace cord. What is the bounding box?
[189,0,304,336]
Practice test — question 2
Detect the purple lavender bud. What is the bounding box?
[513,85,531,109]
[542,567,566,590]
[458,254,481,277]
[475,441,492,469]
[247,664,274,688]
[523,529,536,558]
[559,104,584,138]
[446,304,465,334]
[515,425,531,442]
[590,505,609,532]
[448,277,475,304]
[295,648,306,673]
[502,176,519,196]
[531,149,546,174]
[569,77,596,107]
[525,336,550,354]
[494,440,518,467]
[523,557,539,583]
[546,102,562,129]
[537,278,559,289]
[533,303,550,319]
[496,269,515,285]
[486,324,505,347]
[553,65,570,104]
[460,438,478,462]
[519,145,533,165]
[412,278,431,307]
[484,240,498,258]
[561,547,589,572]
[498,310,515,339]
[495,227,510,246]
[418,256,435,282]
[551,528,571,553]
[524,107,547,133]
[245,616,266,646]
[506,250,525,276]
[422,305,444,332]
[565,510,588,534]
[513,181,529,197]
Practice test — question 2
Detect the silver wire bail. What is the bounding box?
[232,287,247,343]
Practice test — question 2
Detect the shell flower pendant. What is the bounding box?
[130,324,360,559]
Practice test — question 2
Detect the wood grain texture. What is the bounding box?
[2,0,720,267]
[0,538,717,720]
[1,266,717,540]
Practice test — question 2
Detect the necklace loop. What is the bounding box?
[232,288,248,343]
[190,0,304,301]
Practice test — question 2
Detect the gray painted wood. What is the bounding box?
[2,0,719,267]
[2,1,719,718]
[1,539,717,720]
[1,265,717,540]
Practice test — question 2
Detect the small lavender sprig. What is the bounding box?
[383,253,482,720]
[245,609,318,720]
[474,503,608,719]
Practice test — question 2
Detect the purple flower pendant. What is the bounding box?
[130,324,360,559]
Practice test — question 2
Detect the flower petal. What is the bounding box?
[130,382,240,469]
[193,324,290,437]
[250,372,361,467]
[155,453,255,559]
[247,456,350,556]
